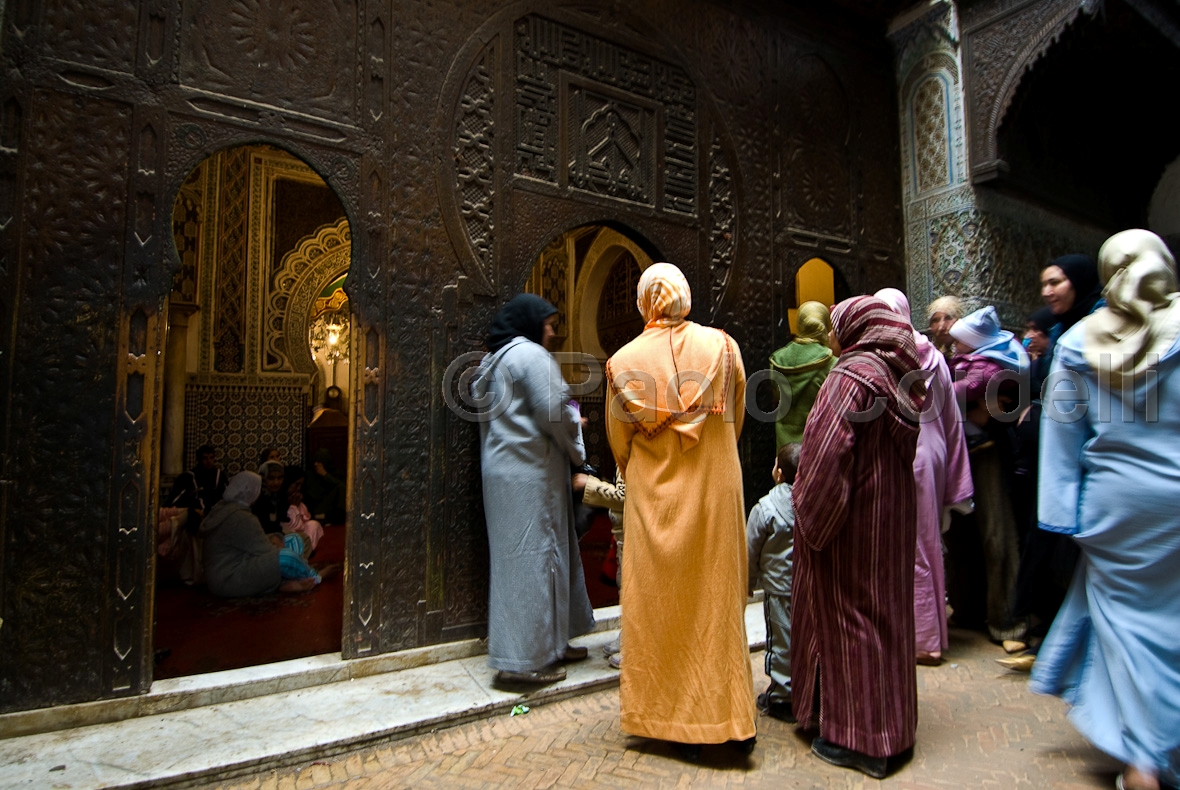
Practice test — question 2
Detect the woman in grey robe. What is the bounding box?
[471,294,595,684]
[201,471,320,596]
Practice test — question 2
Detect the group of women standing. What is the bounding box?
[473,228,1180,789]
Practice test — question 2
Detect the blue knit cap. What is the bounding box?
[950,306,1029,373]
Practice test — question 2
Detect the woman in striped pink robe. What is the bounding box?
[791,296,924,777]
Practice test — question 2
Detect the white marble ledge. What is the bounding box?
[0,605,633,741]
[0,601,767,790]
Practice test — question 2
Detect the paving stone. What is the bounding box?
[203,629,1123,789]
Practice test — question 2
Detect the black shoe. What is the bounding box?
[729,736,756,755]
[811,737,887,779]
[674,742,701,762]
[766,700,796,723]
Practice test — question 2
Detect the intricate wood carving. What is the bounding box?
[178,0,357,123]
[451,41,497,295]
[43,0,139,73]
[512,13,697,216]
[785,54,852,240]
[962,0,1099,181]
[0,0,915,713]
[707,127,736,322]
[1,91,132,708]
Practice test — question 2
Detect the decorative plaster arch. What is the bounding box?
[266,218,352,374]
[570,227,655,359]
[963,0,1099,182]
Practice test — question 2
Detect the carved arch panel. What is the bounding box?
[962,0,1099,181]
[266,218,352,374]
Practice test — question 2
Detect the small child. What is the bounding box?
[747,442,801,722]
[282,466,324,554]
[947,306,1029,448]
[582,470,626,668]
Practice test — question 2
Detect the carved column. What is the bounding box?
[890,1,977,324]
[162,303,197,476]
[891,0,1109,328]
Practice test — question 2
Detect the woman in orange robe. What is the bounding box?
[605,263,756,758]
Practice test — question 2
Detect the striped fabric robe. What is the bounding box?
[791,360,920,758]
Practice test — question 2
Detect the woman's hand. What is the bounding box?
[571,473,589,493]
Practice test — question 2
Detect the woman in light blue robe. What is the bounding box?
[471,294,595,684]
[1032,230,1180,790]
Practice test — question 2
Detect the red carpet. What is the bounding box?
[579,511,619,609]
[152,525,345,679]
[154,515,613,680]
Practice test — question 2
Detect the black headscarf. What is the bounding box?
[1027,306,1057,334]
[1048,254,1101,331]
[486,294,557,352]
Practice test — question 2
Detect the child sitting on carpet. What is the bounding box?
[282,466,324,553]
[747,442,801,722]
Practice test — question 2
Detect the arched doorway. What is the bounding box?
[524,223,657,607]
[155,144,353,679]
[790,257,835,333]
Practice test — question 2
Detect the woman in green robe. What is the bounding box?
[770,302,835,448]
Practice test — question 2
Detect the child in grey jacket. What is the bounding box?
[747,442,800,722]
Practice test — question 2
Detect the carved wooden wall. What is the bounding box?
[0,0,904,712]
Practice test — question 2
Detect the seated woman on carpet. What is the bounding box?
[201,471,323,596]
[252,460,288,535]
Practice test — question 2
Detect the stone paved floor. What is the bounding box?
[204,629,1121,790]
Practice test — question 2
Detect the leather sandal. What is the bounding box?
[494,666,566,685]
[561,644,589,662]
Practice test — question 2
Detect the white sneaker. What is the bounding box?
[602,637,621,657]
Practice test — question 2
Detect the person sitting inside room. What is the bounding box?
[252,460,288,535]
[167,443,227,532]
[257,447,282,466]
[303,448,346,524]
[282,465,324,552]
[201,471,322,596]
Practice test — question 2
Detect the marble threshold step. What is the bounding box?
[0,596,767,790]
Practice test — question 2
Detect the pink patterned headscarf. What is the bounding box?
[637,263,692,328]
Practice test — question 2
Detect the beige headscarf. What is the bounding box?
[795,301,831,345]
[1084,229,1180,390]
[926,295,964,324]
[637,263,692,328]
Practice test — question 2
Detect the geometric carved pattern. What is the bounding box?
[1,93,131,709]
[708,128,736,320]
[214,148,250,373]
[265,218,352,374]
[43,0,138,72]
[184,382,309,475]
[455,42,496,294]
[962,0,1099,180]
[537,238,568,338]
[786,55,851,238]
[566,84,654,206]
[913,76,952,194]
[171,166,204,305]
[514,14,697,215]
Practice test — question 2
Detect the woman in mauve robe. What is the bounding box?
[792,295,924,765]
[877,288,973,664]
[606,263,756,749]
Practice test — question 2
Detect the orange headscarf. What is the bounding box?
[637,263,692,329]
[608,264,738,449]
